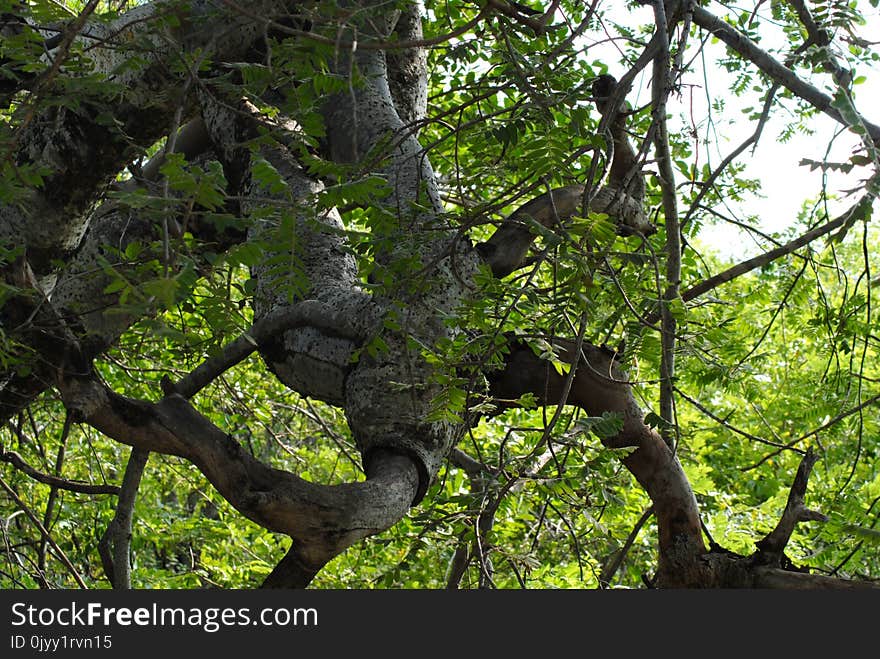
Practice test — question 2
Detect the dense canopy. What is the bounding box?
[1,0,878,589]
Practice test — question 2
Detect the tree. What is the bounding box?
[1,0,878,590]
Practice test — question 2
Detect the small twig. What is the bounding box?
[681,82,778,230]
[786,0,852,88]
[743,389,880,470]
[830,494,880,576]
[38,414,73,575]
[445,536,471,589]
[674,386,796,452]
[486,0,560,35]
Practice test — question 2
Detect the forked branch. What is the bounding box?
[755,447,827,560]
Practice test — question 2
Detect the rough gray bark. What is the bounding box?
[316,15,484,501]
[0,1,279,276]
[386,0,429,131]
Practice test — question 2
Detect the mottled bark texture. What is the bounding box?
[314,9,483,503]
[2,0,425,587]
[0,0,283,420]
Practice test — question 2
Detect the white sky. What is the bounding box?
[602,2,880,260]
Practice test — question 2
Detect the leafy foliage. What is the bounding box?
[1,0,879,589]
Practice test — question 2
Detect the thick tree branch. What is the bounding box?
[316,15,484,501]
[166,300,371,400]
[386,0,429,131]
[125,117,212,188]
[755,447,827,559]
[486,339,707,586]
[98,448,149,589]
[485,338,880,588]
[476,185,586,278]
[751,567,878,589]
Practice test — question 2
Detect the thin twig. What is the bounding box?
[0,449,118,495]
[674,387,797,452]
[755,448,826,557]
[600,505,654,587]
[743,389,880,470]
[0,473,87,588]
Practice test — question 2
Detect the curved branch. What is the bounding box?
[486,339,707,586]
[0,449,120,495]
[486,339,880,589]
[59,375,419,583]
[166,300,371,400]
[476,184,586,278]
